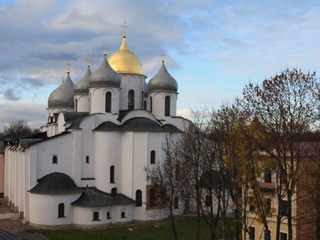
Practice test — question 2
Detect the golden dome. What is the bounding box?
[108,36,144,75]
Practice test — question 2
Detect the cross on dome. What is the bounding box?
[121,20,129,38]
[161,52,167,63]
[65,60,71,74]
[87,57,92,67]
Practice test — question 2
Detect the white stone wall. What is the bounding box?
[29,193,81,225]
[119,74,147,110]
[149,92,177,119]
[89,87,120,114]
[74,94,89,112]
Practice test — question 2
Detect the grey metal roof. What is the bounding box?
[63,112,89,122]
[89,57,121,88]
[29,172,81,195]
[162,124,182,132]
[122,118,163,132]
[94,121,121,131]
[71,187,135,207]
[0,230,24,240]
[74,67,91,94]
[48,74,74,108]
[148,62,178,92]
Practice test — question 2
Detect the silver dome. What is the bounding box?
[48,74,74,108]
[148,62,178,92]
[74,67,91,94]
[89,57,121,88]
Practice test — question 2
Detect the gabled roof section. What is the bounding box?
[71,187,135,207]
[29,172,81,195]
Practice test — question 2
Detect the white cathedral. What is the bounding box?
[4,33,190,227]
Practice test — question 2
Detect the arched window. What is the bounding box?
[150,150,156,164]
[111,187,117,195]
[174,197,179,209]
[205,195,212,207]
[107,211,111,219]
[149,188,156,207]
[93,211,99,221]
[165,96,170,116]
[75,99,78,112]
[58,203,64,218]
[150,97,153,112]
[136,190,142,207]
[128,90,134,110]
[105,91,112,113]
[121,211,126,218]
[52,155,58,164]
[86,155,90,164]
[110,165,115,183]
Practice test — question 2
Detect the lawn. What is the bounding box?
[35,216,236,240]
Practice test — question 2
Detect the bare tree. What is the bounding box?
[1,120,32,140]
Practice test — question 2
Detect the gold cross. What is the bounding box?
[161,52,167,63]
[87,56,92,67]
[121,20,129,37]
[103,45,109,56]
[65,60,71,74]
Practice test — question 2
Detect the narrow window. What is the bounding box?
[121,211,126,218]
[280,200,288,217]
[111,187,117,195]
[150,97,153,112]
[265,198,271,214]
[249,197,255,212]
[144,101,147,110]
[58,203,64,218]
[128,90,134,110]
[52,155,58,164]
[205,195,212,207]
[110,165,115,183]
[249,227,255,240]
[165,96,170,116]
[149,188,156,207]
[107,211,111,219]
[264,170,272,183]
[86,156,90,164]
[93,211,99,221]
[280,232,288,240]
[136,190,142,207]
[105,92,112,112]
[175,164,180,180]
[264,229,271,240]
[75,99,78,112]
[174,197,179,209]
[150,150,156,164]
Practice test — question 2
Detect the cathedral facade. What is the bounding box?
[4,34,189,227]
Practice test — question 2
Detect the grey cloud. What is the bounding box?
[23,78,44,88]
[35,52,79,61]
[4,89,20,101]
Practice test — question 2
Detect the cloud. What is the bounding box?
[0,103,47,131]
[4,89,20,101]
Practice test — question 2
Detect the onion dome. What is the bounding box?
[148,61,178,92]
[89,55,121,87]
[48,74,74,108]
[108,35,144,75]
[74,65,91,94]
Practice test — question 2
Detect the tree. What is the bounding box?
[1,120,32,140]
[240,68,320,240]
[146,137,184,240]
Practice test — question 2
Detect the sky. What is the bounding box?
[1,0,320,130]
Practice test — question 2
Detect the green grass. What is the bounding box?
[35,216,236,240]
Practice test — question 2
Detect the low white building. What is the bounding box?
[4,33,189,228]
